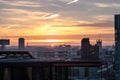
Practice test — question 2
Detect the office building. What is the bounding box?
[115,14,120,80]
[96,39,102,52]
[89,44,99,60]
[81,38,90,60]
[18,38,25,50]
[81,38,99,60]
[0,39,10,50]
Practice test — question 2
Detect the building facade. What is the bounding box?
[96,39,102,53]
[81,38,99,60]
[115,14,120,80]
[81,38,90,60]
[18,38,25,50]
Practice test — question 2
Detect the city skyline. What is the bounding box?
[0,0,119,46]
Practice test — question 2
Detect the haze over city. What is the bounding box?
[0,0,119,46]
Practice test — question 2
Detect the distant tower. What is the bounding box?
[18,38,25,50]
[115,14,120,80]
[96,39,102,52]
[81,38,99,60]
[81,38,90,60]
[0,39,10,51]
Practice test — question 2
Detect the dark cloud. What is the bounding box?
[0,33,114,39]
[76,20,114,27]
[52,20,114,28]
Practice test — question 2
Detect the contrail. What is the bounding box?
[67,0,79,4]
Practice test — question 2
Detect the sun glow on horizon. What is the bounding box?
[43,39,63,43]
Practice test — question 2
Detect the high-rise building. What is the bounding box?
[81,38,99,60]
[96,39,102,51]
[115,14,120,80]
[81,38,90,60]
[18,38,25,50]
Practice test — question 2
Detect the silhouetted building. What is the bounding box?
[96,39,102,52]
[81,38,99,60]
[0,39,10,51]
[89,44,99,60]
[18,38,25,50]
[115,14,120,80]
[81,38,90,60]
[56,44,72,58]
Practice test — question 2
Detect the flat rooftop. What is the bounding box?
[0,59,106,67]
[0,51,107,67]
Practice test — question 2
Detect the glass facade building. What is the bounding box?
[115,14,120,80]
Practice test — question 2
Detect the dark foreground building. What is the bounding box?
[115,14,120,80]
[0,51,108,80]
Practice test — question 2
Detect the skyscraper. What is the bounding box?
[18,38,25,50]
[81,38,90,60]
[115,14,120,80]
[81,38,99,60]
[96,39,102,51]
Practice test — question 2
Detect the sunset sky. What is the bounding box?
[0,0,119,46]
